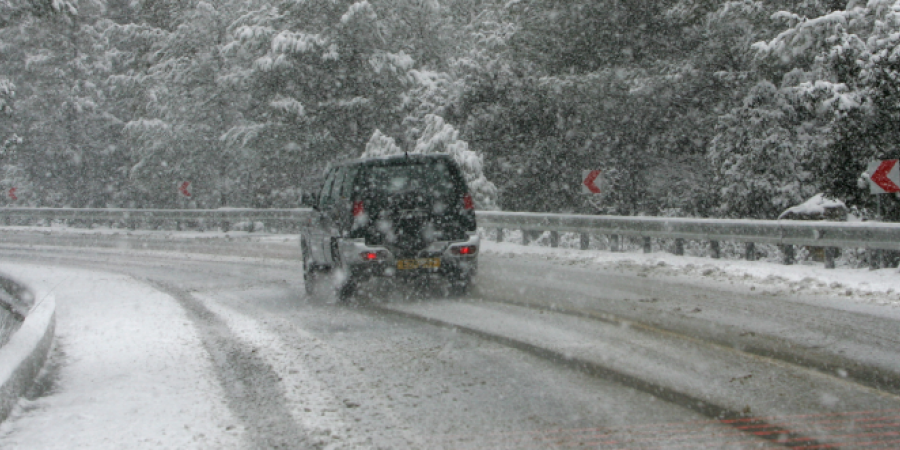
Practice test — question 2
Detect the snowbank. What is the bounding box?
[0,276,54,424]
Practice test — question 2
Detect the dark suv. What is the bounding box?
[301,153,479,299]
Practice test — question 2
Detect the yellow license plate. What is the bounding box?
[397,258,441,270]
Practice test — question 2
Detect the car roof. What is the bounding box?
[338,153,455,168]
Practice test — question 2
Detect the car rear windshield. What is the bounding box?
[357,160,464,198]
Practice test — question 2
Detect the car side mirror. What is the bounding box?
[301,191,319,209]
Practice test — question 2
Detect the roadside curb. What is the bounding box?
[0,276,55,423]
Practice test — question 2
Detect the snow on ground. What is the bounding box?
[481,240,900,311]
[0,264,244,450]
[0,226,899,447]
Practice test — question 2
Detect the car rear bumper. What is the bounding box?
[337,234,479,280]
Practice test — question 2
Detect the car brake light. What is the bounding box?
[360,250,389,261]
[462,194,474,210]
[452,245,477,255]
[352,200,365,217]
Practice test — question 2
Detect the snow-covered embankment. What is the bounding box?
[0,275,54,423]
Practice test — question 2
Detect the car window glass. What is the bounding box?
[327,167,346,205]
[342,167,359,198]
[361,161,458,198]
[319,169,336,208]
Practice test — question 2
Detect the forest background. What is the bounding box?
[2,0,899,220]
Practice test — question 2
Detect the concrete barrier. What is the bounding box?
[0,277,55,423]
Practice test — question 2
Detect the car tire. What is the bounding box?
[331,239,356,302]
[303,264,319,296]
[448,276,471,297]
[301,238,324,296]
[337,277,356,301]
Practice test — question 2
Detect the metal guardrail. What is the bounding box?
[2,207,898,267]
[476,211,900,251]
[0,207,314,232]
[0,207,311,222]
[477,211,900,268]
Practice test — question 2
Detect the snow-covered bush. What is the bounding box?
[778,193,847,220]
[362,129,402,157]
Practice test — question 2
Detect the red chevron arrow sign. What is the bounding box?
[179,181,191,197]
[581,170,602,194]
[867,160,900,194]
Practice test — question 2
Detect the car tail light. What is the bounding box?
[451,245,477,255]
[360,250,389,261]
[352,200,365,217]
[462,194,474,210]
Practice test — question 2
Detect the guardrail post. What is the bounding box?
[580,233,590,250]
[869,249,883,270]
[550,231,559,248]
[643,237,651,253]
[522,229,530,246]
[824,247,837,269]
[782,244,794,265]
[610,234,620,252]
[674,238,684,256]
[496,228,504,243]
[710,241,720,259]
[745,242,756,261]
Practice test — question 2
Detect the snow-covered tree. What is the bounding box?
[0,0,126,207]
[750,0,900,217]
[0,0,878,216]
[215,0,425,201]
[100,1,231,207]
[0,0,79,28]
[708,81,826,218]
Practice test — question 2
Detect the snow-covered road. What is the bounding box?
[1,229,899,449]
